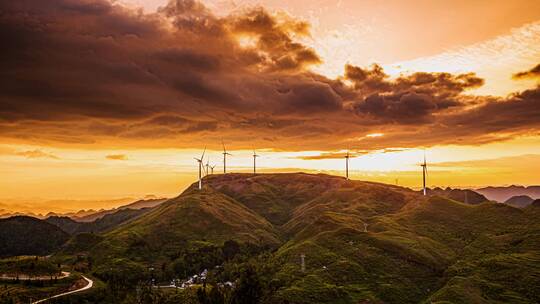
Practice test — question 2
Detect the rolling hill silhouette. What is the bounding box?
[0,216,70,257]
[55,173,539,303]
[504,195,535,208]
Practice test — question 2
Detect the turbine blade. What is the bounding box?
[201,146,206,159]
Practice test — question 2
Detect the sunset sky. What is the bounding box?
[1,0,539,213]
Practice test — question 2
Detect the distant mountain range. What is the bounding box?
[0,198,167,257]
[45,208,153,235]
[426,187,488,204]
[476,185,540,202]
[72,198,167,222]
[0,197,167,220]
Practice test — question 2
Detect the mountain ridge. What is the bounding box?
[477,185,540,202]
[53,173,539,303]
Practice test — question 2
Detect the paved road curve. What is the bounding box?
[32,276,93,304]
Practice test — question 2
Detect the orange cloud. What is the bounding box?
[513,63,540,80]
[106,154,128,161]
[16,150,59,159]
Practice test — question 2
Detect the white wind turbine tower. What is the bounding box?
[205,157,210,177]
[252,149,259,175]
[421,150,428,196]
[222,141,231,174]
[194,147,206,190]
[344,150,350,180]
[210,165,216,175]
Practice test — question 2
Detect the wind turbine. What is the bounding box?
[252,149,259,175]
[222,140,231,174]
[421,151,428,196]
[345,150,350,180]
[210,165,216,175]
[194,147,206,190]
[205,157,210,177]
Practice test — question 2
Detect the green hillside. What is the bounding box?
[9,173,538,304]
[79,186,281,272]
[0,216,70,258]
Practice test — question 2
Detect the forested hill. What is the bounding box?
[56,173,540,304]
[0,216,70,257]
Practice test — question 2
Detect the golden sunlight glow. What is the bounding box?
[2,135,540,212]
[236,35,258,48]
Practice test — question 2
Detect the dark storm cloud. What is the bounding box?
[355,92,437,124]
[0,0,539,151]
[347,64,485,123]
[443,87,540,136]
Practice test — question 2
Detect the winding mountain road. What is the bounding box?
[31,275,93,304]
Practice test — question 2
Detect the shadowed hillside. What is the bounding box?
[505,195,535,208]
[0,216,70,257]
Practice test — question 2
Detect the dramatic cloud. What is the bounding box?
[0,0,539,152]
[513,63,540,80]
[346,64,485,123]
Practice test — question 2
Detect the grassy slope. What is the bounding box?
[48,173,539,303]
[271,191,539,303]
[206,173,345,225]
[86,185,281,264]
